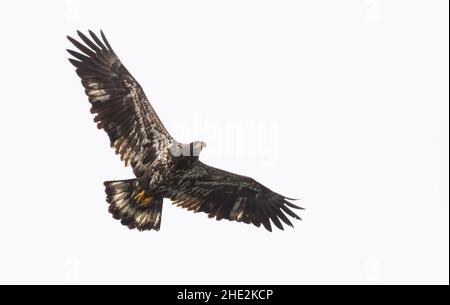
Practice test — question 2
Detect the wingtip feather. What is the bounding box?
[284,200,304,210]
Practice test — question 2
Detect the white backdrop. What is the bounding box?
[0,0,448,284]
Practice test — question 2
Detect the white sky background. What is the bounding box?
[0,0,448,284]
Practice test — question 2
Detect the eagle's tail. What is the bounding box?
[104,179,163,231]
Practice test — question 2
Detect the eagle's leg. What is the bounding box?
[133,191,155,206]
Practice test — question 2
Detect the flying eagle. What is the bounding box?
[67,30,303,232]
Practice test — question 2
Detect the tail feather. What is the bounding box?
[104,179,163,231]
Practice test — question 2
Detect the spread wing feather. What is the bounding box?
[67,30,173,178]
[167,162,303,231]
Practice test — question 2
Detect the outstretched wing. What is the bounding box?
[67,30,173,178]
[167,162,302,231]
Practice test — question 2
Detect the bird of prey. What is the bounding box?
[67,30,303,232]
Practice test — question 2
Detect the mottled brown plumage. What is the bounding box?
[68,30,302,232]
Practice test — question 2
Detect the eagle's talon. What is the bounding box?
[133,191,154,206]
[133,191,145,202]
[141,196,154,206]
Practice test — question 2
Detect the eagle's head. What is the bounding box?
[169,141,206,158]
